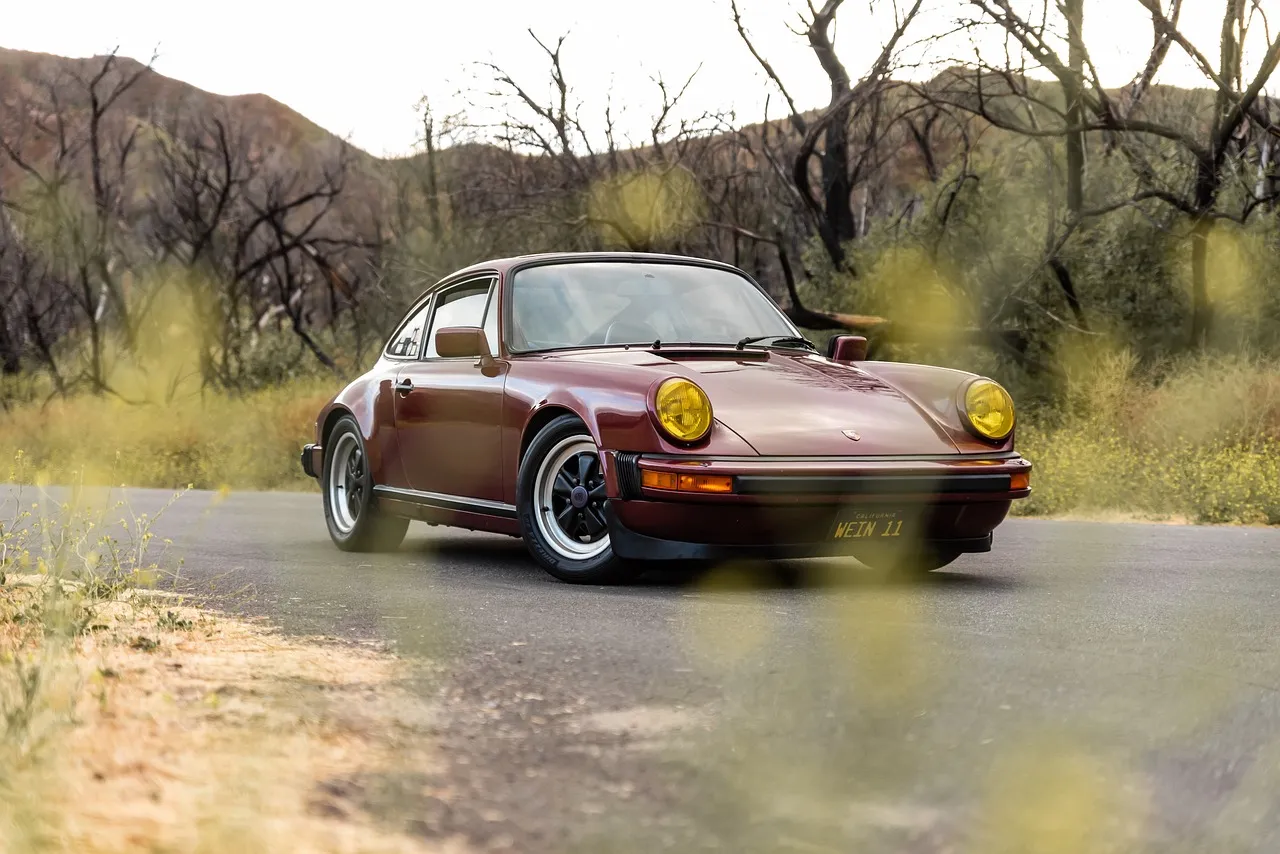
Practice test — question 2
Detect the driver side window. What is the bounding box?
[423,279,495,358]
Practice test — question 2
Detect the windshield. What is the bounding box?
[507,261,797,352]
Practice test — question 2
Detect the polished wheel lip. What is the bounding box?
[328,432,364,535]
[534,435,611,561]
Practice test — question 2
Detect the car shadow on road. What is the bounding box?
[631,561,1022,593]
[405,535,1021,594]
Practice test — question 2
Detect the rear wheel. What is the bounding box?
[517,415,640,584]
[322,416,409,552]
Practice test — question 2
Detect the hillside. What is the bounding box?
[0,47,390,231]
[0,48,350,155]
[0,46,1235,256]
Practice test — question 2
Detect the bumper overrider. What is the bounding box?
[602,451,1031,561]
[300,444,322,479]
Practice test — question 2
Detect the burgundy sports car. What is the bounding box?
[301,252,1031,584]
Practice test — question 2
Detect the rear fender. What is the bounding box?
[315,371,402,484]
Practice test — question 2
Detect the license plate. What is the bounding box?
[829,510,908,541]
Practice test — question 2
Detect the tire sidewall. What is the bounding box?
[517,416,628,582]
[322,416,376,549]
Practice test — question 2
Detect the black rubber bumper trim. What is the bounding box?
[301,444,319,479]
[643,451,1022,463]
[604,504,993,562]
[372,485,519,519]
[615,452,643,499]
[734,473,1013,495]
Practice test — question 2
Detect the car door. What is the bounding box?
[377,295,435,490]
[392,276,507,505]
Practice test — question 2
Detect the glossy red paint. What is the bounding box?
[394,354,507,501]
[856,360,1018,455]
[305,251,1032,557]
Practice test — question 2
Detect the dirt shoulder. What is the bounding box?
[0,577,464,854]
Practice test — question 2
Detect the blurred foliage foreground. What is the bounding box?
[0,347,1277,526]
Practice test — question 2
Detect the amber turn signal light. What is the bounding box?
[641,470,734,494]
[1010,471,1030,490]
[679,474,734,494]
[642,470,678,490]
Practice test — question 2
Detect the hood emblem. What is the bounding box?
[842,429,862,442]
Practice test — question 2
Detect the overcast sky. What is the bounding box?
[4,0,1271,157]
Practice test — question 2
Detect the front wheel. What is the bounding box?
[517,415,640,585]
[322,416,409,552]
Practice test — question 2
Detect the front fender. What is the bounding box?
[855,361,1017,453]
[528,385,758,456]
[502,360,757,506]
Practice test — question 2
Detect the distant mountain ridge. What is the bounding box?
[1,46,1243,225]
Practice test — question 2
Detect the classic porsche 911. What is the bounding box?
[300,252,1031,584]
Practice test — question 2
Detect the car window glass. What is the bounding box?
[424,281,492,358]
[514,283,628,348]
[386,301,431,357]
[508,262,793,351]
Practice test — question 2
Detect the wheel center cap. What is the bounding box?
[570,485,589,508]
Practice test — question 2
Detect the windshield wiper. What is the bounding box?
[636,338,817,353]
[735,334,818,352]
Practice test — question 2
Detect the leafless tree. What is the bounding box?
[0,48,155,392]
[0,200,77,395]
[466,30,734,255]
[954,0,1280,345]
[730,0,926,273]
[146,106,359,385]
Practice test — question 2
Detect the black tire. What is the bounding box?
[322,416,409,553]
[517,415,640,585]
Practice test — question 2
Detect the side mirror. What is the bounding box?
[435,326,491,360]
[826,334,868,363]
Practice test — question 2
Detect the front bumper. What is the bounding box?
[603,451,1030,560]
[300,444,322,479]
[605,504,995,561]
[613,451,1032,504]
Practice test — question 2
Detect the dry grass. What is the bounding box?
[0,484,457,853]
[0,383,330,491]
[1015,350,1280,525]
[1,350,1278,526]
[0,576,459,854]
[1030,508,1195,526]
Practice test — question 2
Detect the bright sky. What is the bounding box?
[3,0,1270,157]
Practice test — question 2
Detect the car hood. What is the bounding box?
[550,348,961,456]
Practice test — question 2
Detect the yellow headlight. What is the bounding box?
[962,379,1015,440]
[654,378,713,443]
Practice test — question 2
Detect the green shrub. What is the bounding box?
[1016,351,1280,524]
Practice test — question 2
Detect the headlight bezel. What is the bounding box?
[651,377,714,444]
[957,377,1016,442]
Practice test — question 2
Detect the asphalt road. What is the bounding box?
[14,485,1280,853]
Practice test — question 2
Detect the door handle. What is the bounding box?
[395,378,413,396]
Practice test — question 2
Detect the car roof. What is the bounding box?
[412,251,751,297]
